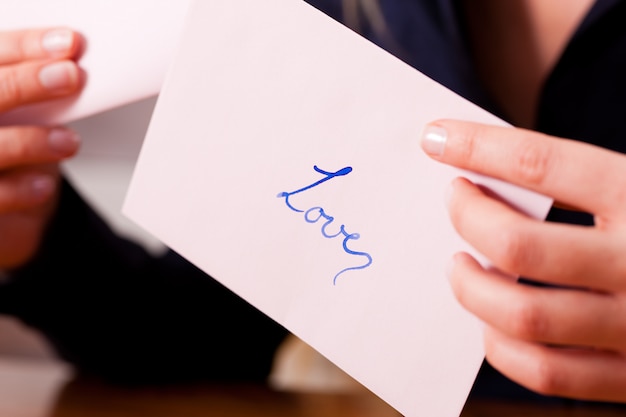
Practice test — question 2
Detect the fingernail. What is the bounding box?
[48,128,80,155]
[421,124,447,156]
[38,61,78,91]
[42,29,74,53]
[28,175,55,200]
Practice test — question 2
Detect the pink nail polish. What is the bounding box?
[38,61,78,91]
[48,128,80,155]
[421,125,447,156]
[29,175,55,200]
[42,29,74,53]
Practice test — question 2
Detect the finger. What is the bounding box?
[484,327,626,403]
[449,252,626,352]
[448,177,626,292]
[0,60,82,112]
[0,168,58,213]
[0,127,80,169]
[421,120,626,218]
[0,28,82,65]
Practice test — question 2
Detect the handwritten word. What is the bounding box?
[277,165,372,285]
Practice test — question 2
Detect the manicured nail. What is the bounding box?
[42,29,74,53]
[421,124,447,156]
[38,61,78,91]
[48,128,80,155]
[28,175,55,200]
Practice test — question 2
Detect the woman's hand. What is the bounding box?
[0,28,83,270]
[421,119,626,403]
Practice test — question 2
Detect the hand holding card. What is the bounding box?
[0,0,190,125]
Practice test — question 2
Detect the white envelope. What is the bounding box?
[0,0,191,125]
[123,1,553,416]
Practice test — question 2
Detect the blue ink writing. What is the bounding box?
[277,166,352,212]
[277,165,372,285]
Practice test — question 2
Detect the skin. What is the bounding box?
[461,0,594,128]
[421,119,626,402]
[0,28,84,270]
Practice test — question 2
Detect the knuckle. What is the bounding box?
[455,124,482,163]
[531,353,568,397]
[509,300,548,340]
[0,128,44,167]
[0,133,29,163]
[0,68,23,108]
[17,33,28,62]
[492,226,538,273]
[512,140,552,185]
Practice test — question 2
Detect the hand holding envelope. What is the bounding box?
[0,0,192,259]
[0,0,190,126]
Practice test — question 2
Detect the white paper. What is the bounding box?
[0,0,190,125]
[123,1,554,416]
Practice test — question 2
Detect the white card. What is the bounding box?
[0,0,190,125]
[123,1,553,415]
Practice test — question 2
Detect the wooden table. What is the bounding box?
[0,358,624,417]
[47,377,626,417]
[51,379,400,417]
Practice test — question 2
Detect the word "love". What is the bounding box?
[277,165,372,285]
